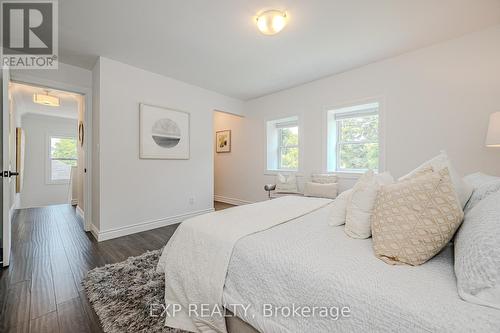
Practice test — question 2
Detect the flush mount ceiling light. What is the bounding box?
[256,10,287,35]
[33,90,60,107]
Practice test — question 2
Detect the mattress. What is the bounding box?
[222,205,500,333]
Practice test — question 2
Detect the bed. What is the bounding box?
[223,204,500,332]
[158,197,500,333]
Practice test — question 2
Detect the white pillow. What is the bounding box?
[329,189,353,226]
[275,173,298,193]
[399,151,472,208]
[455,190,500,309]
[463,172,500,190]
[311,174,338,184]
[345,171,394,239]
[304,182,338,199]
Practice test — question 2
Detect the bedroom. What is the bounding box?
[1,1,500,332]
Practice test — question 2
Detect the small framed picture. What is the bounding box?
[216,130,231,153]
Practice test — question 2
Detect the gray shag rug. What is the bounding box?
[83,249,188,333]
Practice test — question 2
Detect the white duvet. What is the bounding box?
[156,196,331,333]
[223,205,500,333]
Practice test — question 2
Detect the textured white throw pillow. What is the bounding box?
[311,174,338,184]
[464,179,500,213]
[463,172,500,189]
[345,171,394,239]
[275,173,298,193]
[329,189,353,226]
[455,190,500,309]
[399,151,472,208]
[304,182,338,199]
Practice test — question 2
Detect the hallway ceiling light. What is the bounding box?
[33,91,60,107]
[256,10,287,35]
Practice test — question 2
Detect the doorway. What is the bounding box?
[1,77,91,267]
[213,110,245,211]
[9,82,84,212]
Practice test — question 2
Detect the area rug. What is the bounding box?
[83,249,187,333]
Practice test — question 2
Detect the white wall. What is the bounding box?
[216,25,500,203]
[92,57,244,239]
[19,114,77,208]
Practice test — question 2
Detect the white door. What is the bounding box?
[1,67,12,267]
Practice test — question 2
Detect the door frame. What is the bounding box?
[10,73,93,232]
[2,67,11,266]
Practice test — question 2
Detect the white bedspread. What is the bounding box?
[223,205,500,333]
[156,196,332,333]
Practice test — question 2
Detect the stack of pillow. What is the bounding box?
[303,174,338,199]
[328,151,500,309]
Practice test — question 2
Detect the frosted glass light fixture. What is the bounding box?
[485,112,500,147]
[256,10,287,35]
[33,91,60,107]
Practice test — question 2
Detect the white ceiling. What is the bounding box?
[10,83,80,119]
[59,0,500,100]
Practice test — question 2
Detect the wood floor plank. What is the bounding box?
[8,255,32,284]
[30,256,57,319]
[3,321,30,333]
[50,251,79,304]
[78,290,103,333]
[2,281,31,328]
[30,311,60,333]
[57,297,91,333]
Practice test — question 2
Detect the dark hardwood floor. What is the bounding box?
[1,202,234,332]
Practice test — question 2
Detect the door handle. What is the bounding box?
[1,171,19,178]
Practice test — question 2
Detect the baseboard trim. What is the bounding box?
[70,199,78,206]
[89,223,99,241]
[76,205,84,220]
[93,208,214,242]
[214,195,252,206]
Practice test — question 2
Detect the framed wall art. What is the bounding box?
[216,130,231,153]
[140,104,190,159]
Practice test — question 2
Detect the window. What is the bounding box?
[48,136,77,183]
[327,102,379,173]
[266,116,299,171]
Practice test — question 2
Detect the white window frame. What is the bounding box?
[325,100,384,175]
[266,116,300,173]
[46,134,77,185]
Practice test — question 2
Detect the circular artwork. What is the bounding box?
[151,118,181,148]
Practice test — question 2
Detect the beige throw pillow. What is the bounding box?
[304,182,338,199]
[372,168,464,266]
[311,174,338,184]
